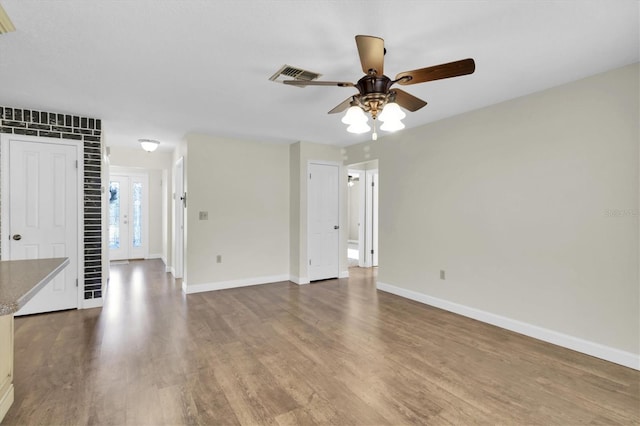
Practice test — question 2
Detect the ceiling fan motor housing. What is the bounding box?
[357,74,394,117]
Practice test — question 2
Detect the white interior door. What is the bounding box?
[1,136,79,315]
[174,157,184,278]
[109,173,148,260]
[308,162,340,281]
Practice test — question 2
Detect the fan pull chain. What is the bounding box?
[372,118,378,140]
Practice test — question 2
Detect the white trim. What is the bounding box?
[160,256,175,275]
[377,281,640,371]
[339,270,349,278]
[347,239,359,245]
[76,143,85,311]
[0,383,14,424]
[182,274,290,294]
[308,159,342,167]
[364,169,379,268]
[173,157,185,279]
[146,253,163,259]
[81,297,103,309]
[289,275,310,285]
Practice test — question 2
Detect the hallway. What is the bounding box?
[3,260,639,424]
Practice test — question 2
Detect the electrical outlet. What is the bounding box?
[199,211,208,220]
[440,270,446,280]
[216,255,222,263]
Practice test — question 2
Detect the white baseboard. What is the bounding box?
[81,297,103,309]
[146,253,162,259]
[0,383,13,424]
[377,281,640,371]
[183,274,290,294]
[339,270,349,278]
[166,265,175,275]
[289,275,310,285]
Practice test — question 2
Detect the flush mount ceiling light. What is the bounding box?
[139,139,160,152]
[0,4,16,34]
[282,35,475,140]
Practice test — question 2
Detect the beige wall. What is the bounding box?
[184,134,290,287]
[345,63,639,356]
[108,146,173,170]
[289,142,301,279]
[289,141,348,283]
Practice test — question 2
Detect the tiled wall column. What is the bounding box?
[0,106,103,300]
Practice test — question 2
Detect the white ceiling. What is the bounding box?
[0,1,638,151]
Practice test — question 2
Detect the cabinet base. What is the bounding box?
[0,383,14,423]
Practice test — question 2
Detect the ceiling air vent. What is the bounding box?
[269,65,321,86]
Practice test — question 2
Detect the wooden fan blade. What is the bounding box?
[283,80,355,87]
[355,35,384,76]
[393,89,427,112]
[395,58,475,85]
[328,97,355,114]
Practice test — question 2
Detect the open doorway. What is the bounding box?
[346,160,378,268]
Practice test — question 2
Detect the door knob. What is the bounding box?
[12,234,21,241]
[334,225,340,230]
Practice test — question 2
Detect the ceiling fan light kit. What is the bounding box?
[282,35,475,140]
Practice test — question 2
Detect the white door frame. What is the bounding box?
[307,160,341,281]
[174,156,184,279]
[365,169,379,267]
[357,168,379,268]
[347,169,366,267]
[0,134,84,308]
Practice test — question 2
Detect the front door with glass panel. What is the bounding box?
[109,173,148,260]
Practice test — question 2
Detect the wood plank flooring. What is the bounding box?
[3,259,639,425]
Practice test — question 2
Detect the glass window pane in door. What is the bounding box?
[108,181,120,249]
[132,182,142,247]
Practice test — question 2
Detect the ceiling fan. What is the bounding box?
[283,35,475,139]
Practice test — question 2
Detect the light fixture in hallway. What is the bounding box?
[139,139,160,152]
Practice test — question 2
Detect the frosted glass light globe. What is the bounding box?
[346,122,371,134]
[378,102,406,122]
[341,106,368,124]
[380,119,405,132]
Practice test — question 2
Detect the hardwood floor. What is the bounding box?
[3,259,639,425]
